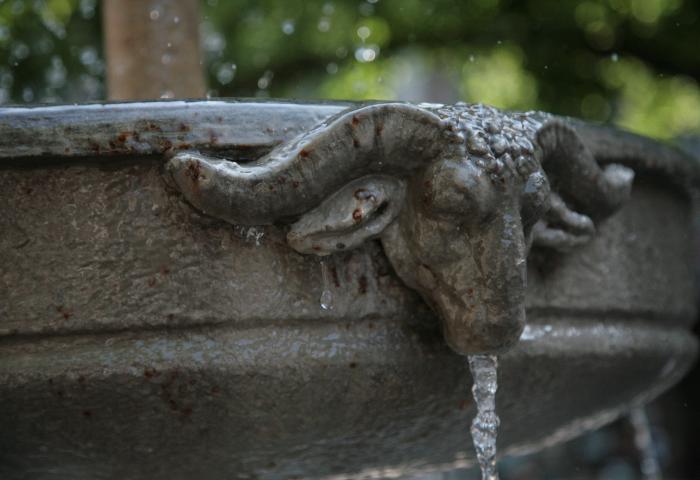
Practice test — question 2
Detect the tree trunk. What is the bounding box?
[102,0,206,100]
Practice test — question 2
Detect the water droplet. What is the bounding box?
[281,19,295,35]
[469,54,475,63]
[320,289,333,310]
[22,87,34,103]
[203,31,226,53]
[11,42,30,60]
[318,17,331,32]
[257,70,274,90]
[173,16,180,24]
[242,226,264,246]
[326,62,338,74]
[80,0,96,19]
[0,72,15,88]
[355,45,379,63]
[46,56,67,89]
[319,259,334,310]
[357,26,371,41]
[468,354,500,480]
[160,90,174,99]
[149,9,160,21]
[80,47,97,66]
[322,3,335,15]
[161,53,172,65]
[216,63,237,85]
[611,52,619,62]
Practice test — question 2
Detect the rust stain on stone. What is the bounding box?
[358,275,368,294]
[330,265,340,287]
[56,305,72,320]
[185,161,201,183]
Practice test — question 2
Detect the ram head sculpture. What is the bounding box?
[165,102,634,355]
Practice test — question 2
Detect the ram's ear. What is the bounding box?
[287,175,406,255]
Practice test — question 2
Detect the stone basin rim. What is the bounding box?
[1,99,697,478]
[0,319,694,478]
[0,318,694,381]
[0,99,697,194]
[0,306,695,343]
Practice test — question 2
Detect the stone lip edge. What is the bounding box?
[309,320,699,480]
[1,100,696,192]
[0,100,349,162]
[0,305,695,343]
[0,316,695,376]
[0,318,694,477]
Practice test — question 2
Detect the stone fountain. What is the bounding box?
[0,99,697,479]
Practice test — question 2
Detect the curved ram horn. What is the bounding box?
[536,120,634,219]
[166,103,461,225]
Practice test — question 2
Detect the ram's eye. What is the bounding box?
[520,170,550,229]
[421,160,496,222]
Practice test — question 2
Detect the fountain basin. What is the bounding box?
[0,100,697,479]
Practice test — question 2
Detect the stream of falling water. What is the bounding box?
[468,354,500,480]
[629,407,662,480]
[319,259,334,310]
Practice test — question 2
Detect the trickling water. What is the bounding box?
[319,259,334,310]
[629,407,662,480]
[468,354,500,480]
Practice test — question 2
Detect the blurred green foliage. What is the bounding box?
[0,0,103,102]
[2,0,699,139]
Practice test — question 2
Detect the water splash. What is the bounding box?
[319,259,334,310]
[468,354,500,480]
[629,407,662,480]
[233,225,264,245]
